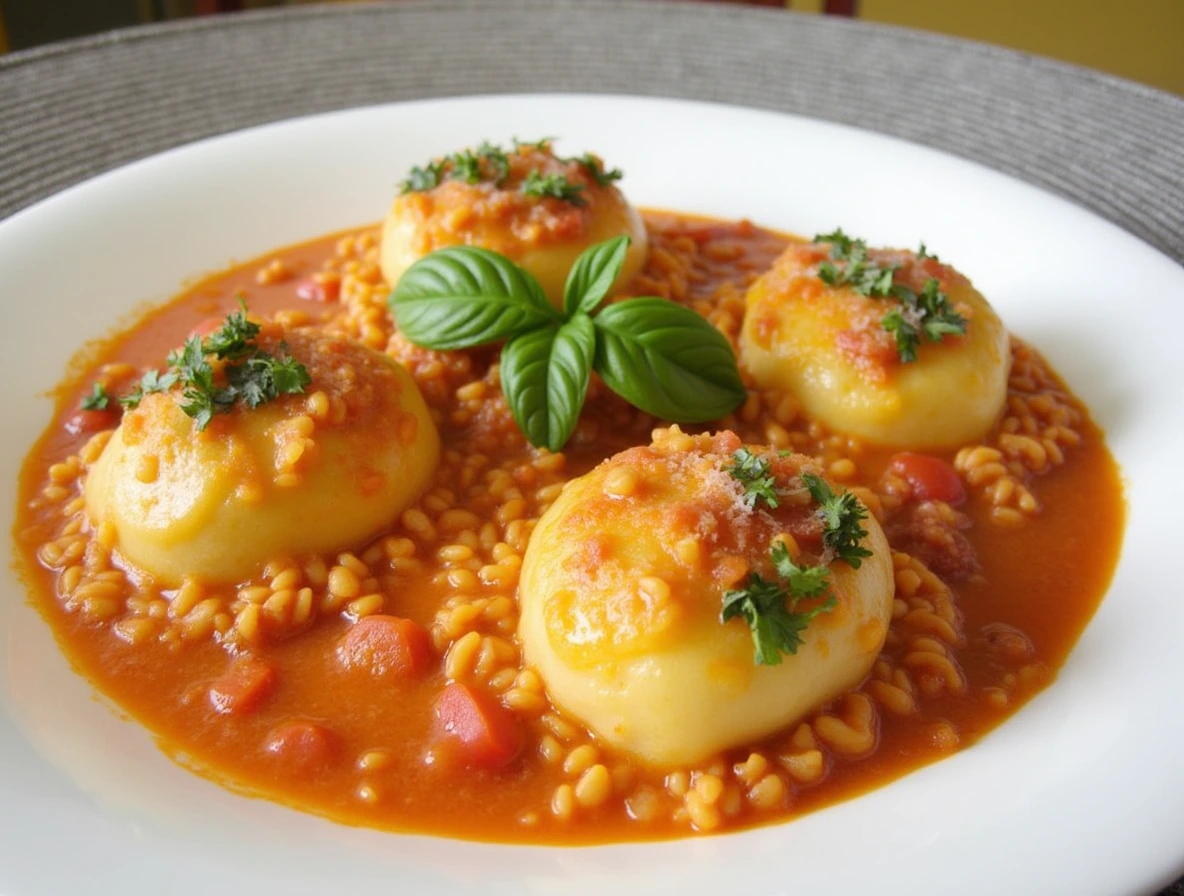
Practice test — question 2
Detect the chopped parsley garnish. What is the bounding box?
[722,541,836,666]
[225,352,311,410]
[881,309,922,363]
[916,277,968,340]
[726,448,779,510]
[120,368,178,409]
[881,277,968,362]
[96,300,310,430]
[169,335,221,429]
[170,305,310,430]
[399,161,445,194]
[917,242,939,262]
[812,230,967,362]
[449,148,483,184]
[578,153,623,187]
[770,539,832,596]
[719,464,870,665]
[80,382,110,411]
[520,170,586,206]
[201,304,260,360]
[801,472,873,568]
[815,227,857,258]
[476,141,510,185]
[815,229,895,297]
[398,139,619,207]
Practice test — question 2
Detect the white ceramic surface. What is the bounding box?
[1,95,1182,896]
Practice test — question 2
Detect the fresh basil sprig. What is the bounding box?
[389,236,746,451]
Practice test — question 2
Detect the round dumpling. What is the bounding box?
[518,427,894,767]
[740,239,1010,450]
[380,140,648,307]
[85,325,439,584]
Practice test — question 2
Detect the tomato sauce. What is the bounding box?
[12,214,1124,842]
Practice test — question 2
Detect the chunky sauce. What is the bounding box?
[13,214,1124,842]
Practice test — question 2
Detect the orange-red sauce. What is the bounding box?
[12,214,1124,842]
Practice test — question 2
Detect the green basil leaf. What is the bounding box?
[563,235,630,318]
[592,298,746,422]
[388,245,557,350]
[500,314,595,452]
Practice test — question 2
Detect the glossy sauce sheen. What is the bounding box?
[14,215,1124,842]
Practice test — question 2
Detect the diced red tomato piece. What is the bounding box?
[208,654,277,715]
[295,276,340,303]
[433,682,522,770]
[335,615,433,677]
[263,721,339,770]
[65,408,118,435]
[888,452,967,505]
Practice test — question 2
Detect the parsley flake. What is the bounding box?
[916,277,967,341]
[813,230,968,362]
[881,308,921,362]
[726,448,779,510]
[179,376,233,431]
[203,302,261,360]
[158,304,313,430]
[721,541,836,666]
[578,153,623,187]
[770,540,831,597]
[399,161,444,194]
[815,230,897,297]
[80,382,110,411]
[520,170,586,206]
[119,368,178,409]
[93,303,311,430]
[476,141,510,185]
[801,472,873,568]
[398,140,622,207]
[225,350,311,410]
[449,148,483,184]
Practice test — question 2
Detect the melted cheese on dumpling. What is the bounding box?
[85,327,439,584]
[380,141,647,307]
[518,427,893,767]
[740,241,1010,450]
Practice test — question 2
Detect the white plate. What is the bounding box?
[2,94,1182,896]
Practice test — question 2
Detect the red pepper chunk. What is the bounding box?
[888,452,967,506]
[208,655,277,715]
[65,408,118,435]
[263,721,339,771]
[295,276,340,303]
[433,682,522,770]
[335,615,433,677]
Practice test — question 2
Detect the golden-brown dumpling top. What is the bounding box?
[85,323,439,584]
[740,239,1010,450]
[518,426,894,766]
[380,140,648,306]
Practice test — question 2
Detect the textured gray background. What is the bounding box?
[0,1,1181,892]
[1,0,1182,266]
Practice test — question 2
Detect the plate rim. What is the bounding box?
[1,92,1183,896]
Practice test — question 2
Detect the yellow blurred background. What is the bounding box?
[0,0,1180,96]
[854,0,1183,96]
